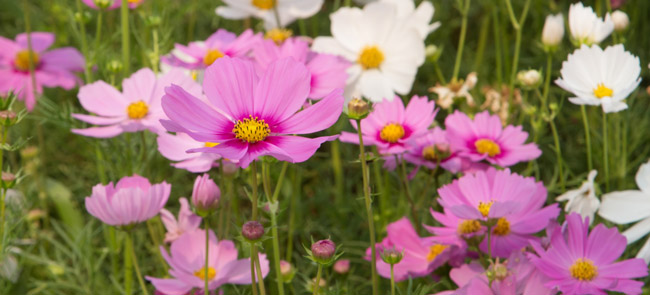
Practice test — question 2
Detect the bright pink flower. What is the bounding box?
[433,168,559,258]
[340,96,437,154]
[0,32,84,110]
[253,38,349,99]
[81,0,144,10]
[445,110,541,167]
[85,175,170,226]
[530,213,648,295]
[162,29,260,70]
[72,68,201,138]
[160,197,201,243]
[147,229,269,294]
[161,56,344,168]
[365,217,451,282]
[157,132,224,173]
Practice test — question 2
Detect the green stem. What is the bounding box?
[121,0,130,75]
[433,62,447,85]
[152,28,160,74]
[253,245,267,295]
[506,0,532,104]
[265,161,288,295]
[124,232,134,295]
[313,264,323,295]
[331,140,344,205]
[74,0,92,82]
[217,160,226,239]
[0,126,5,251]
[581,105,593,171]
[127,233,150,295]
[23,0,38,101]
[390,264,395,295]
[250,246,259,295]
[204,218,210,295]
[452,0,470,81]
[94,10,103,55]
[356,119,378,295]
[286,167,300,261]
[603,112,609,191]
[549,119,565,191]
[251,161,259,220]
[398,156,421,234]
[542,54,553,114]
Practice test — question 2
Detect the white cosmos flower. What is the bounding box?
[555,44,641,113]
[568,2,614,45]
[216,0,323,29]
[541,13,564,48]
[311,1,425,102]
[599,160,650,264]
[556,170,600,225]
[379,0,440,39]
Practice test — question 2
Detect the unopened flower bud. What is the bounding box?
[308,277,327,292]
[425,45,442,62]
[380,248,404,265]
[333,259,350,274]
[191,174,220,215]
[242,221,265,242]
[542,14,564,49]
[94,0,111,9]
[517,70,542,89]
[279,260,296,282]
[347,98,370,120]
[107,60,123,74]
[311,239,336,263]
[487,260,509,282]
[611,10,629,32]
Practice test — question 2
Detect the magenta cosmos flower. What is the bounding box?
[85,175,170,226]
[340,95,437,154]
[445,111,540,167]
[365,217,451,281]
[160,197,201,243]
[161,56,344,168]
[72,68,201,138]
[254,38,349,99]
[0,32,84,111]
[162,29,260,70]
[157,132,226,173]
[530,213,648,295]
[147,229,270,294]
[433,168,559,258]
[81,0,144,10]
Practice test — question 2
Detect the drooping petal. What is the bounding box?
[275,89,343,134]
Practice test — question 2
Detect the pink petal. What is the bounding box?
[203,56,257,119]
[72,113,124,125]
[264,135,337,164]
[77,80,129,117]
[72,125,124,138]
[40,48,85,72]
[253,57,310,125]
[190,139,248,162]
[146,277,193,295]
[276,89,344,134]
[122,68,156,103]
[16,32,54,52]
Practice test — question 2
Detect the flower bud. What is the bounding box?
[425,45,442,62]
[611,10,629,32]
[333,259,350,274]
[191,174,220,215]
[107,60,123,74]
[1,172,16,190]
[487,260,509,282]
[347,98,370,120]
[311,239,336,263]
[517,70,542,89]
[380,248,404,265]
[94,0,112,9]
[611,0,626,9]
[241,221,265,242]
[279,260,296,282]
[542,14,564,49]
[0,110,17,126]
[307,277,327,292]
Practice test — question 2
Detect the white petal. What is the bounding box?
[637,160,650,193]
[624,218,650,244]
[635,236,650,264]
[358,70,395,102]
[599,191,650,224]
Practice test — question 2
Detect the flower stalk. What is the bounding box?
[121,0,130,75]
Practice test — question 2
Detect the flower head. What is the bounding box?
[429,72,477,109]
[311,239,336,262]
[556,170,600,225]
[542,13,564,49]
[216,0,323,29]
[612,10,630,32]
[400,127,470,174]
[85,175,170,226]
[160,197,201,243]
[568,2,614,46]
[242,221,265,242]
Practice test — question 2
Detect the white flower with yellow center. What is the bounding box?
[216,0,323,29]
[312,2,425,102]
[555,44,641,113]
[568,2,614,46]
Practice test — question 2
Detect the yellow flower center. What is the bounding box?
[358,46,384,69]
[232,115,270,143]
[204,142,219,148]
[457,219,481,235]
[593,83,613,99]
[127,101,149,119]
[478,201,493,218]
[194,266,217,281]
[493,217,510,236]
[203,49,225,66]
[380,123,405,143]
[265,28,293,45]
[570,258,598,281]
[426,244,448,262]
[475,139,501,157]
[252,0,274,10]
[422,146,438,162]
[14,50,40,71]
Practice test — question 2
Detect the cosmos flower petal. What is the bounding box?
[276,89,344,134]
[203,56,257,119]
[16,32,54,52]
[254,57,311,124]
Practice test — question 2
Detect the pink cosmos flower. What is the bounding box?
[365,217,451,282]
[161,56,344,168]
[0,32,84,110]
[162,29,260,70]
[253,38,349,99]
[157,132,231,173]
[160,197,201,243]
[340,96,437,154]
[147,229,270,294]
[85,175,170,226]
[433,168,559,258]
[81,0,144,10]
[72,68,201,138]
[445,110,541,167]
[530,213,648,295]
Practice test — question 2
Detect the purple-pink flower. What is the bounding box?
[254,38,349,99]
[161,56,344,168]
[85,175,170,226]
[530,213,648,295]
[0,32,84,110]
[340,96,437,154]
[72,68,201,138]
[157,132,225,173]
[445,110,541,167]
[147,229,269,294]
[160,197,201,243]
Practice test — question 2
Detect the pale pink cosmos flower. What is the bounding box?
[85,175,170,226]
[445,110,541,167]
[0,32,84,111]
[147,229,270,294]
[157,132,226,173]
[253,38,349,99]
[340,95,437,155]
[160,197,201,243]
[81,0,144,10]
[161,56,344,168]
[530,213,648,295]
[72,68,201,138]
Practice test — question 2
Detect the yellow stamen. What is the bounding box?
[422,146,438,162]
[126,101,148,119]
[190,70,199,81]
[426,244,448,262]
[265,28,293,45]
[14,50,40,72]
[593,83,613,99]
[358,46,384,69]
[457,220,481,235]
[204,142,219,148]
[232,115,270,143]
[380,123,405,143]
[252,0,274,10]
[493,217,510,236]
[194,266,217,281]
[478,201,493,218]
[203,49,225,66]
[570,258,598,281]
[475,139,501,157]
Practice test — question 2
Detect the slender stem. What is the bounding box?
[549,119,565,191]
[542,54,553,114]
[506,0,531,104]
[152,28,160,74]
[331,140,344,203]
[503,0,519,29]
[204,218,210,295]
[313,264,323,295]
[486,225,492,259]
[433,62,447,85]
[217,160,226,239]
[580,105,593,171]
[253,245,267,295]
[23,0,38,102]
[356,119,378,295]
[74,0,92,82]
[398,156,421,233]
[264,161,287,295]
[0,126,5,251]
[603,112,609,191]
[94,10,103,55]
[492,7,503,85]
[251,161,259,220]
[124,232,134,295]
[121,0,130,75]
[286,167,300,261]
[250,246,259,295]
[127,233,150,295]
[390,264,395,295]
[452,0,470,81]
[272,5,282,29]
